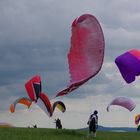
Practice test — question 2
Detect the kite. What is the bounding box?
[56,14,105,97]
[107,96,136,112]
[25,75,41,102]
[36,93,53,117]
[135,114,140,125]
[115,49,140,83]
[10,97,32,113]
[52,101,66,113]
[24,76,66,117]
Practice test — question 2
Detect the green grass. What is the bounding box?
[0,127,140,140]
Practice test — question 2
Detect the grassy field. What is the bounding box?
[0,127,140,140]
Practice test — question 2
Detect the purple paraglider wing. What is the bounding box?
[115,49,140,83]
[56,14,105,97]
[107,96,136,112]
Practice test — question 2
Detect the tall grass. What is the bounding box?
[0,127,139,140]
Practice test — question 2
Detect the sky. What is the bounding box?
[0,0,140,129]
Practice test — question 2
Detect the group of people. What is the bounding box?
[28,124,37,128]
[54,110,98,138]
[27,110,98,138]
[28,110,140,138]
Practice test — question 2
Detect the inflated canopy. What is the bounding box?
[56,14,105,97]
[10,97,32,113]
[107,96,136,112]
[135,114,140,125]
[115,49,140,83]
[36,93,53,117]
[52,101,66,113]
[25,75,41,102]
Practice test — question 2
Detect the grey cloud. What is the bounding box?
[0,0,71,46]
[97,0,140,61]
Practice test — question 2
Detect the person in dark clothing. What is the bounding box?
[87,110,98,138]
[137,124,140,131]
[34,124,37,128]
[55,118,62,129]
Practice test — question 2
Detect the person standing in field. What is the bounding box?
[87,110,98,138]
[55,118,62,129]
[137,124,140,131]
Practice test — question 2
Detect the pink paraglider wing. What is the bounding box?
[56,14,105,97]
[107,96,136,112]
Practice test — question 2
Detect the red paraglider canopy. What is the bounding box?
[56,14,105,97]
[25,75,41,102]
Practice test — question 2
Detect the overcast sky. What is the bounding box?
[0,0,140,129]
